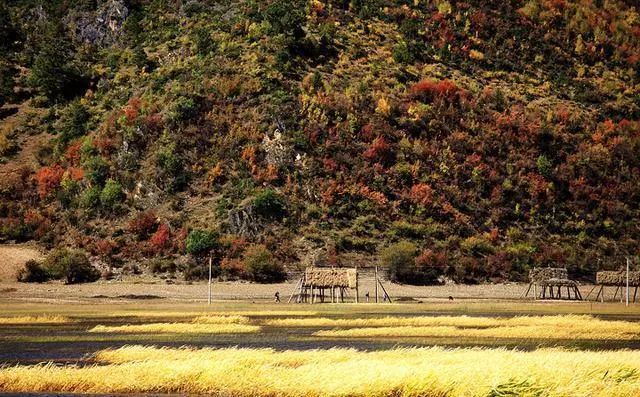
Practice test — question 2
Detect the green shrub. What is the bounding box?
[193,28,217,55]
[392,41,413,64]
[80,186,101,208]
[186,229,219,255]
[149,258,177,274]
[56,100,89,144]
[27,22,85,102]
[460,235,495,257]
[155,135,187,191]
[0,61,17,108]
[391,221,431,239]
[100,179,123,208]
[84,156,109,185]
[166,96,198,125]
[536,155,552,177]
[242,245,286,283]
[254,188,287,220]
[17,260,49,283]
[381,241,418,283]
[42,248,100,284]
[263,0,306,38]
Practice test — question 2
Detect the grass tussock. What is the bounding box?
[1,345,640,396]
[218,310,319,317]
[88,323,260,334]
[191,315,251,324]
[107,310,318,319]
[308,315,640,340]
[267,315,640,340]
[0,315,73,324]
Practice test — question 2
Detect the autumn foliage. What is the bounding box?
[35,165,65,199]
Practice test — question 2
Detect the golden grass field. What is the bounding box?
[2,345,640,396]
[88,322,261,334]
[301,315,640,340]
[2,301,640,396]
[0,315,72,324]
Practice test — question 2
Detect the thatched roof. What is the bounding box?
[529,268,568,283]
[304,267,357,288]
[596,271,640,286]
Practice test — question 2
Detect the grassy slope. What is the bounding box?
[0,0,639,282]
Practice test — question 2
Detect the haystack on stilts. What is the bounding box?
[288,267,360,304]
[589,271,640,303]
[522,267,582,300]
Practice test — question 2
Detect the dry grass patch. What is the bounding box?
[218,310,319,317]
[106,310,318,319]
[1,345,640,396]
[267,315,640,340]
[308,315,640,340]
[0,315,73,325]
[88,323,260,334]
[191,315,251,324]
[267,314,636,329]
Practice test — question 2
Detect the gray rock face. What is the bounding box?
[72,0,129,45]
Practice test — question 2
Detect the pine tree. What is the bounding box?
[28,23,82,102]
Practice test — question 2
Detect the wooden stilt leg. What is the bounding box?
[378,280,392,303]
[288,278,302,303]
[575,286,583,301]
[584,285,597,300]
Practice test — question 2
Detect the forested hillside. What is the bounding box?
[1,0,639,283]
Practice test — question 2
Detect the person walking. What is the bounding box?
[274,291,280,303]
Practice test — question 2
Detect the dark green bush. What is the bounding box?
[80,186,101,208]
[100,179,123,208]
[17,260,49,283]
[263,0,306,38]
[27,22,85,102]
[42,248,100,284]
[193,28,217,55]
[183,260,220,281]
[186,229,219,255]
[392,41,413,64]
[254,188,287,220]
[155,137,187,192]
[149,258,177,274]
[56,100,89,144]
[242,245,286,283]
[166,96,198,124]
[382,241,418,283]
[84,156,109,186]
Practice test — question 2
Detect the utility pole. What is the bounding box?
[355,265,359,304]
[208,254,213,305]
[375,265,379,303]
[626,257,630,307]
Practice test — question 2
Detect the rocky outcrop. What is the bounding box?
[71,0,129,45]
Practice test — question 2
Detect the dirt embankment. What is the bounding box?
[0,244,45,282]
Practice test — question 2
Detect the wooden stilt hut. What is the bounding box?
[588,271,640,303]
[522,267,582,300]
[288,267,359,304]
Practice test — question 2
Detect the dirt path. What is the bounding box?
[0,244,45,282]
